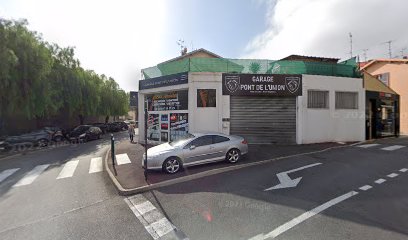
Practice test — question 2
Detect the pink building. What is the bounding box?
[361,59,408,134]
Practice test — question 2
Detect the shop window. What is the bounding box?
[307,90,329,109]
[197,89,216,107]
[335,92,358,109]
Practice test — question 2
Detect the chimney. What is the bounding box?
[181,47,188,56]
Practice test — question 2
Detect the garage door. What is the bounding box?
[230,96,296,144]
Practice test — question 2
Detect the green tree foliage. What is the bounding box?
[0,18,129,124]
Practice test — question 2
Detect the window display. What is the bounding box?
[170,113,189,141]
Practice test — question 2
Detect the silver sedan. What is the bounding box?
[142,133,248,174]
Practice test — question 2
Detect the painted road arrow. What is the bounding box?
[264,163,322,191]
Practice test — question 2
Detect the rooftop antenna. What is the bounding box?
[401,47,407,58]
[349,33,353,58]
[382,40,393,58]
[362,49,368,62]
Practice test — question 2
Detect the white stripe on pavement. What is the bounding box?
[359,185,372,191]
[125,195,183,240]
[134,201,156,215]
[387,173,398,178]
[13,164,49,187]
[255,191,359,239]
[57,160,79,179]
[381,145,405,151]
[399,168,408,173]
[0,168,20,183]
[89,157,103,173]
[375,178,386,184]
[357,144,380,148]
[116,153,131,165]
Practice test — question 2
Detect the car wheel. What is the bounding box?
[37,139,49,148]
[163,157,181,174]
[226,149,240,163]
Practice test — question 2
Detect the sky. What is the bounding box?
[1,0,408,91]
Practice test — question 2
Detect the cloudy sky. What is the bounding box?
[1,0,407,91]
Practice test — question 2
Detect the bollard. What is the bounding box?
[111,134,117,175]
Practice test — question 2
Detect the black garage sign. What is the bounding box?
[222,73,302,96]
[139,72,188,90]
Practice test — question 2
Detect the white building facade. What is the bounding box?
[138,72,365,144]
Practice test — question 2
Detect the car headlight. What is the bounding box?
[79,133,86,138]
[0,141,4,145]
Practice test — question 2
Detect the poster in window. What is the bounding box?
[160,114,169,130]
[147,114,160,141]
[197,89,216,107]
[146,90,188,111]
[170,113,189,141]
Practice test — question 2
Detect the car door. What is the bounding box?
[210,135,231,159]
[183,135,213,165]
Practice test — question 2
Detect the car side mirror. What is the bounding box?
[189,145,196,150]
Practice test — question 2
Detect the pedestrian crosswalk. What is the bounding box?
[0,153,133,188]
[357,143,406,151]
[89,157,103,173]
[56,160,79,179]
[13,164,50,187]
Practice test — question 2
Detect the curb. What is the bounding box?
[105,141,366,196]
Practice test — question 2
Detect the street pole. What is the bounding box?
[144,101,148,181]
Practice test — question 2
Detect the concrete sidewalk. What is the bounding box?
[105,139,355,195]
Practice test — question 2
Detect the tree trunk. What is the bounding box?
[78,114,84,125]
[105,115,109,123]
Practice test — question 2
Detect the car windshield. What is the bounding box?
[168,133,195,147]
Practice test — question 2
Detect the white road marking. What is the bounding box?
[357,143,380,148]
[399,168,408,173]
[0,168,20,183]
[375,178,386,184]
[359,185,372,191]
[134,201,156,215]
[148,218,175,238]
[57,160,79,179]
[381,145,405,151]
[89,157,103,173]
[125,194,183,240]
[116,153,131,165]
[254,191,358,239]
[13,164,49,187]
[387,173,398,178]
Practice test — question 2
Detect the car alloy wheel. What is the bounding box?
[226,149,240,163]
[163,158,181,174]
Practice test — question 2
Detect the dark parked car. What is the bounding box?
[114,121,128,130]
[106,122,121,132]
[67,125,102,142]
[1,127,61,148]
[91,123,108,134]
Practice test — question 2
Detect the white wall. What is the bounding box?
[297,75,365,144]
[188,72,226,134]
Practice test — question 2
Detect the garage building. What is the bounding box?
[138,50,365,144]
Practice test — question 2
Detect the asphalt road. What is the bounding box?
[139,137,408,240]
[0,131,152,240]
[2,134,408,240]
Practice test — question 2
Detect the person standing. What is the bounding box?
[128,124,135,142]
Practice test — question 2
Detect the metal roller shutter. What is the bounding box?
[230,96,296,144]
